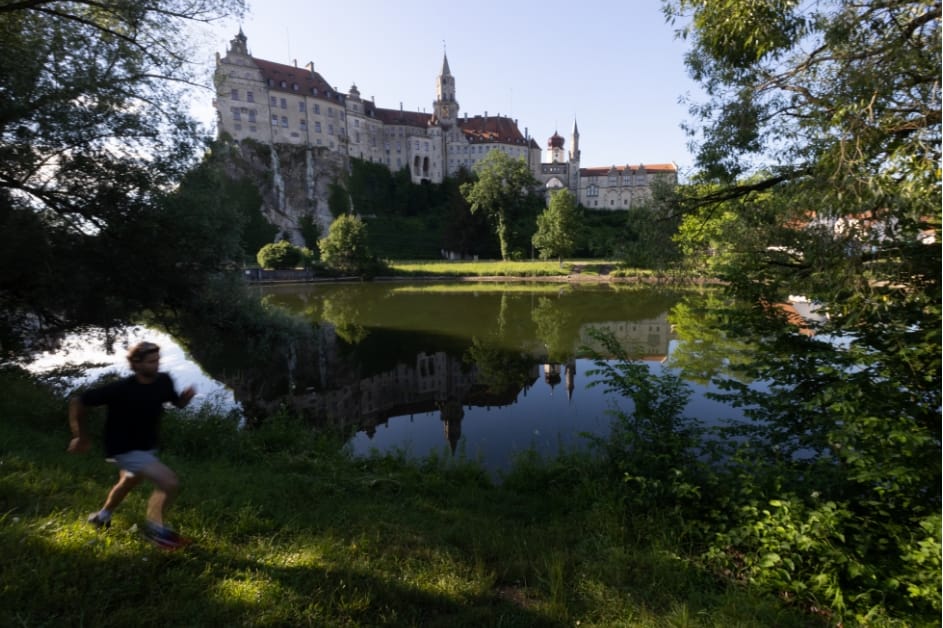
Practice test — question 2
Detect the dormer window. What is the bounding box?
[279,80,286,88]
[292,83,298,91]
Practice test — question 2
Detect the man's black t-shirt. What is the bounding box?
[80,373,180,457]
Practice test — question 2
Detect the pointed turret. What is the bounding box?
[570,118,581,162]
[441,52,452,77]
[229,27,248,56]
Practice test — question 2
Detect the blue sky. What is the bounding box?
[192,1,702,176]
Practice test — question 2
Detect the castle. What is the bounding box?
[214,30,677,210]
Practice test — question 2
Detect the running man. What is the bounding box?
[68,341,195,548]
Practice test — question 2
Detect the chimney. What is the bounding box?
[305,61,315,74]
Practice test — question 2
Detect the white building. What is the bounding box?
[214,29,676,207]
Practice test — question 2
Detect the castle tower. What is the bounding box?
[229,27,248,55]
[548,131,566,164]
[570,118,580,162]
[569,118,581,194]
[434,52,458,129]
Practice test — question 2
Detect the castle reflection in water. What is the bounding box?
[285,314,673,453]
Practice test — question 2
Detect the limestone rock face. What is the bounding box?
[220,139,346,245]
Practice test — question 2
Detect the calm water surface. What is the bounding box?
[257,282,740,473]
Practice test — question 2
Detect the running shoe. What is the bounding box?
[144,524,190,550]
[87,512,111,529]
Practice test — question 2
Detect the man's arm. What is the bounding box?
[173,385,196,409]
[67,396,92,453]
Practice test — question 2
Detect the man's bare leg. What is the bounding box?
[137,461,180,527]
[102,469,143,512]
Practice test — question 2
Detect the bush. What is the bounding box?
[256,241,312,269]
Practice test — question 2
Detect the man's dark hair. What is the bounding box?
[127,342,160,364]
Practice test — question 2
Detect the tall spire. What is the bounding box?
[570,117,581,162]
[441,52,451,76]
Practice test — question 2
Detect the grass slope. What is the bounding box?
[0,367,816,627]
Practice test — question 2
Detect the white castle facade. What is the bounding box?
[214,30,677,210]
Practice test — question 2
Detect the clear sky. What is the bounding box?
[192,0,702,176]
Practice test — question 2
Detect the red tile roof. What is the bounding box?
[372,106,432,127]
[251,58,341,102]
[580,163,677,176]
[459,115,532,146]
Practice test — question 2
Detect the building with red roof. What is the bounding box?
[214,29,676,208]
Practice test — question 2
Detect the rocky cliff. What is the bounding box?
[220,139,347,245]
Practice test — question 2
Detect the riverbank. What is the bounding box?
[1,367,817,627]
[247,259,722,286]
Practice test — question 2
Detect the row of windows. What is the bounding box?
[586,185,652,199]
[594,175,650,186]
[231,88,346,119]
[264,79,341,102]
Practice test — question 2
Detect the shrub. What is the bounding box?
[256,240,311,269]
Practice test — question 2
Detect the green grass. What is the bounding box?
[1,367,823,627]
[384,259,654,279]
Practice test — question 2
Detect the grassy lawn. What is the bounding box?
[0,367,821,627]
[383,260,661,280]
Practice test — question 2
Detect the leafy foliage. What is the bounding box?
[460,151,543,260]
[319,214,374,276]
[0,0,246,356]
[256,241,311,270]
[532,189,579,264]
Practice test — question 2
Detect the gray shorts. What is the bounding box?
[106,450,160,476]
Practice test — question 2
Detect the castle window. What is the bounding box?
[230,89,239,101]
[315,121,321,133]
[271,114,278,126]
[246,91,254,103]
[291,83,298,91]
[328,124,334,135]
[300,119,306,129]
[270,96,277,106]
[298,101,305,112]
[313,103,320,114]
[281,116,288,127]
[248,110,256,123]
[280,98,287,109]
[280,81,286,88]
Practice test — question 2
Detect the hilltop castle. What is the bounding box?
[214,30,676,210]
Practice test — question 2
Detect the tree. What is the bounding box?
[460,151,541,260]
[664,0,941,617]
[0,0,246,356]
[319,214,372,275]
[532,189,579,265]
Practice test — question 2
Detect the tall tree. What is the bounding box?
[532,188,579,265]
[319,214,372,276]
[460,151,541,260]
[0,0,246,355]
[665,0,941,617]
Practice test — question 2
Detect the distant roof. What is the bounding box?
[251,58,341,102]
[372,106,432,127]
[459,115,533,146]
[580,163,677,176]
